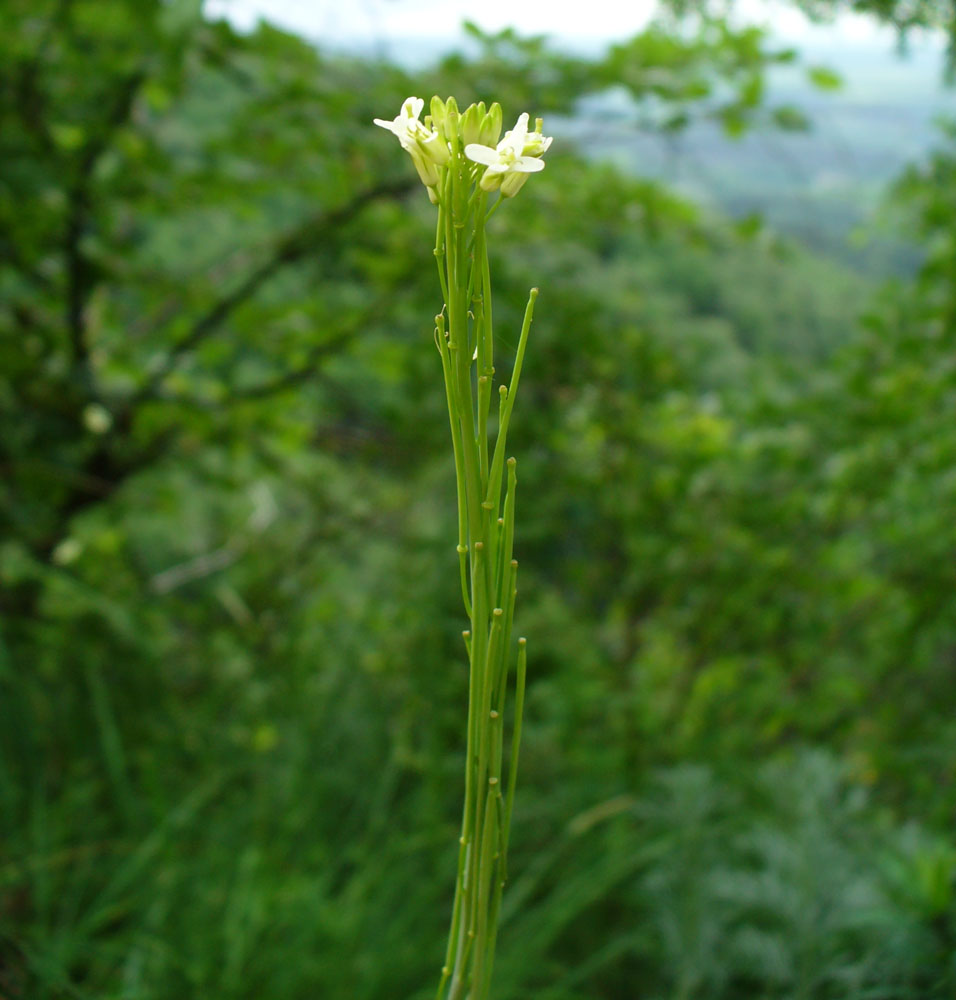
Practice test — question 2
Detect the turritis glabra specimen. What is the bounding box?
[374,96,552,999]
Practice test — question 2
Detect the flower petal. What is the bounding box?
[500,113,530,154]
[374,118,412,149]
[401,97,424,119]
[464,143,499,166]
[513,156,546,173]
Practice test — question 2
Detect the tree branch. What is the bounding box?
[131,177,415,403]
[229,331,360,401]
[65,69,147,375]
[11,0,71,156]
[33,427,176,565]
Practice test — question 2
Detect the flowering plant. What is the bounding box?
[375,96,551,999]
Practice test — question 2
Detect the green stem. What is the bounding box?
[470,787,500,999]
[485,289,537,515]
[437,313,472,619]
[435,130,536,1000]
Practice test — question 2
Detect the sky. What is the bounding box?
[203,0,914,50]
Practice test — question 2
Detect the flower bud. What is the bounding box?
[430,95,447,131]
[408,146,440,188]
[500,170,530,197]
[479,168,503,193]
[460,102,483,147]
[418,129,450,166]
[479,102,502,146]
[443,96,460,142]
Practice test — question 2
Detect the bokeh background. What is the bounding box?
[2,1,956,997]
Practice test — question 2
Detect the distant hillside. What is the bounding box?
[557,38,950,275]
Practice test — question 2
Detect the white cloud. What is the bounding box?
[202,0,916,49]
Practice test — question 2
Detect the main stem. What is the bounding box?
[435,164,534,1000]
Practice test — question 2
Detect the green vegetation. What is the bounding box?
[1,2,955,998]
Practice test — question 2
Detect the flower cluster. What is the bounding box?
[374,96,552,202]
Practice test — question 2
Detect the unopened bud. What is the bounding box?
[500,170,530,198]
[479,102,502,146]
[443,96,460,142]
[479,168,503,193]
[430,95,447,130]
[460,102,483,147]
[408,146,440,188]
[417,129,450,167]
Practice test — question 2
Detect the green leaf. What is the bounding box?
[807,65,843,90]
[772,105,811,131]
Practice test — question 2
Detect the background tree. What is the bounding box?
[1,2,955,998]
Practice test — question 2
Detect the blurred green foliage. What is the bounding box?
[1,1,955,997]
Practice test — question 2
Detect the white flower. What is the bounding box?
[374,96,449,189]
[373,97,425,149]
[464,112,551,196]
